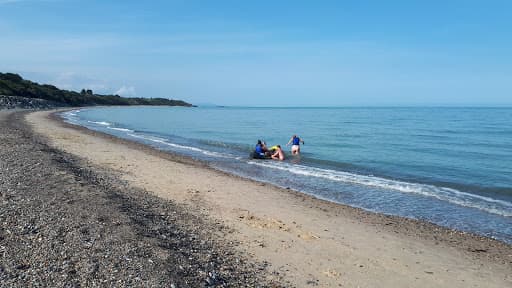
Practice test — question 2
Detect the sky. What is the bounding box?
[0,0,511,106]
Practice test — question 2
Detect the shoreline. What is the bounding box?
[1,110,282,287]
[59,106,512,244]
[52,109,511,248]
[24,109,512,287]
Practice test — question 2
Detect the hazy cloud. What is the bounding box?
[52,72,109,93]
[115,86,136,97]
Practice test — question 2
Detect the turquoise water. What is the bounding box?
[62,106,512,243]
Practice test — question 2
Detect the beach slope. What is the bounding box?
[22,110,512,287]
[1,110,281,287]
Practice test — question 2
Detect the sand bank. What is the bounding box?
[27,110,511,287]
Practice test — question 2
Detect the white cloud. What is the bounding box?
[115,86,136,97]
[52,72,109,93]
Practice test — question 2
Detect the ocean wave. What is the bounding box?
[87,121,111,126]
[63,110,79,117]
[62,110,77,118]
[127,133,228,158]
[108,127,134,132]
[248,161,512,217]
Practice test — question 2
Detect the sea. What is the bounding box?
[61,106,512,243]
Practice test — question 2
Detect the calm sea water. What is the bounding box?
[62,107,512,243]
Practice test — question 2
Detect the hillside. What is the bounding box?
[0,73,193,107]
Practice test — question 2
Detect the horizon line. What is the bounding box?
[196,104,512,109]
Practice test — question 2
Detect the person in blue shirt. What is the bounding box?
[254,140,266,158]
[286,135,304,155]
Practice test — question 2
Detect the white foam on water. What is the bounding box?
[127,133,229,158]
[108,127,134,132]
[88,121,111,126]
[247,160,512,217]
[63,110,78,117]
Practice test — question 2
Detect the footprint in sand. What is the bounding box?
[236,209,319,241]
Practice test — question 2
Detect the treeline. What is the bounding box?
[0,73,194,107]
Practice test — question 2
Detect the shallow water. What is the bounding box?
[62,106,512,243]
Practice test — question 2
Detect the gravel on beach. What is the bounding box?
[0,111,284,287]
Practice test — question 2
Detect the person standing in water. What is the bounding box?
[286,135,304,155]
[271,145,285,161]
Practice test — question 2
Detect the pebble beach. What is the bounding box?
[0,110,283,287]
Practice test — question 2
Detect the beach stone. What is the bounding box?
[0,110,287,287]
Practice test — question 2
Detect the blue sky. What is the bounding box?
[1,0,511,106]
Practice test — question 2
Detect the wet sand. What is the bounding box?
[25,109,512,287]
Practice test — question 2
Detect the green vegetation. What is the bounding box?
[0,73,194,107]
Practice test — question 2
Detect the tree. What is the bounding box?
[0,72,193,106]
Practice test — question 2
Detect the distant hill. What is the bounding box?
[0,73,194,107]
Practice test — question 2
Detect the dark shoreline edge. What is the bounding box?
[47,108,512,266]
[1,110,286,287]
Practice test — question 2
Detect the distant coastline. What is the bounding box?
[0,72,194,109]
